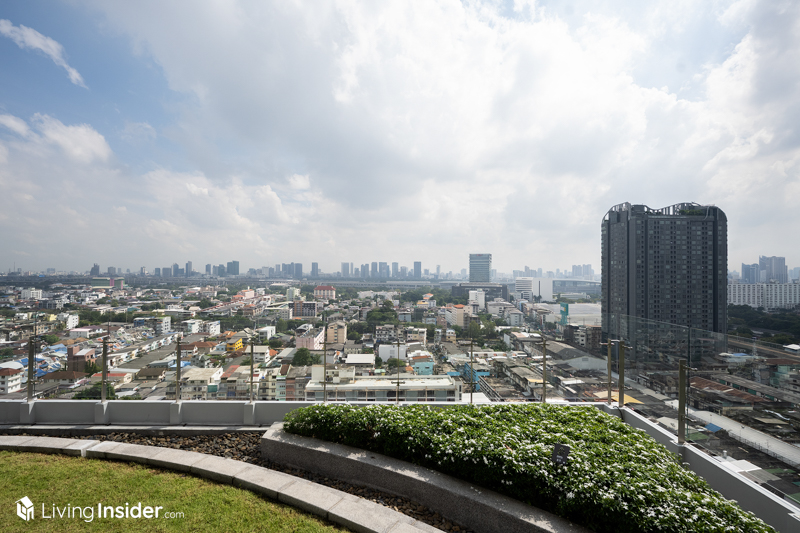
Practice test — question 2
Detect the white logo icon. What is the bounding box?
[16,496,34,521]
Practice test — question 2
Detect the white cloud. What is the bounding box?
[32,114,112,163]
[0,19,87,87]
[3,1,800,273]
[288,174,310,190]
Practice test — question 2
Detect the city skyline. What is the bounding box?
[2,3,800,273]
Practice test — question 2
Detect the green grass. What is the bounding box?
[0,451,347,533]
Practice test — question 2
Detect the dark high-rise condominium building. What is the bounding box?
[294,263,303,279]
[469,254,492,283]
[413,261,422,279]
[311,262,319,277]
[185,261,193,276]
[601,202,727,336]
[90,263,100,276]
[227,261,240,276]
[341,262,350,277]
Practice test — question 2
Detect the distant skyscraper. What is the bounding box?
[90,263,100,276]
[392,262,399,278]
[601,202,727,335]
[294,263,303,279]
[163,266,172,278]
[108,266,116,276]
[227,261,240,276]
[311,262,319,277]
[361,264,369,278]
[741,263,759,284]
[341,262,350,277]
[218,264,226,277]
[400,266,408,277]
[154,267,161,277]
[413,261,422,279]
[379,262,388,277]
[371,262,378,277]
[185,261,193,276]
[759,256,787,283]
[205,264,211,275]
[469,254,492,283]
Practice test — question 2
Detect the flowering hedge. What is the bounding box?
[283,404,775,533]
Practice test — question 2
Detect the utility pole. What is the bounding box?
[101,336,108,402]
[395,331,401,404]
[541,336,548,403]
[469,337,474,405]
[175,336,182,402]
[26,331,35,402]
[323,313,327,403]
[249,337,255,403]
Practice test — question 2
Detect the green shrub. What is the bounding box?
[284,404,774,533]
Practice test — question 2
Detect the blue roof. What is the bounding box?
[731,353,750,357]
[705,423,723,433]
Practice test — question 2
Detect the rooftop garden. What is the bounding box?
[1,450,345,532]
[283,403,775,533]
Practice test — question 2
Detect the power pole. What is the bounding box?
[395,331,401,404]
[249,338,255,403]
[541,336,548,403]
[175,336,182,402]
[101,336,108,402]
[323,314,327,403]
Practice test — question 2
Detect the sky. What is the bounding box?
[0,1,799,276]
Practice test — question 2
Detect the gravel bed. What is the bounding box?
[13,432,472,533]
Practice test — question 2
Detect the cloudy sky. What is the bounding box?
[1,1,798,276]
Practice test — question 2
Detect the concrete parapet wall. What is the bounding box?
[0,399,797,531]
[262,422,589,533]
[106,401,171,425]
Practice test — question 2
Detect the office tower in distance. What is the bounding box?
[469,254,492,282]
[218,264,226,277]
[392,262,399,278]
[205,264,211,275]
[601,202,728,336]
[294,263,303,279]
[90,264,100,276]
[227,261,240,276]
[379,262,388,277]
[341,262,350,277]
[371,262,378,277]
[108,267,116,276]
[361,264,369,278]
[186,261,193,276]
[311,262,319,277]
[154,267,161,277]
[759,256,787,283]
[163,266,172,278]
[741,263,759,284]
[413,261,422,278]
[400,266,408,277]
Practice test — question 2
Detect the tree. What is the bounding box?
[74,382,116,400]
[292,348,320,366]
[84,361,101,375]
[198,299,213,309]
[347,330,362,342]
[375,355,383,368]
[0,347,14,357]
[41,334,60,345]
[386,357,404,370]
[276,318,289,333]
[268,339,283,349]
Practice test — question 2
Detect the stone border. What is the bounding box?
[262,423,591,533]
[0,435,440,533]
[0,424,266,437]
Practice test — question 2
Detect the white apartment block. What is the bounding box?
[21,288,43,300]
[728,282,800,310]
[202,320,221,336]
[0,367,24,394]
[57,313,79,330]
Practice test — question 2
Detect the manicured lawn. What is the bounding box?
[0,451,347,533]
